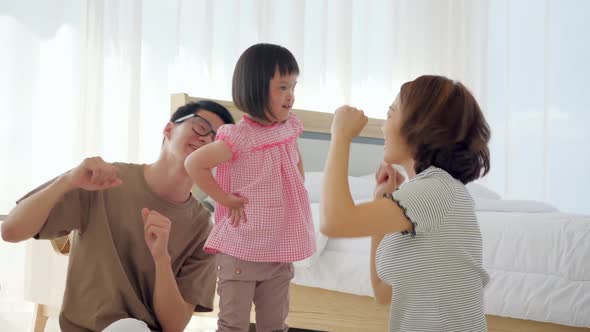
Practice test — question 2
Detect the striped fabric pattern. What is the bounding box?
[376,167,489,332]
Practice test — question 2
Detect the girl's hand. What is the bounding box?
[373,164,405,200]
[331,105,368,141]
[222,194,248,227]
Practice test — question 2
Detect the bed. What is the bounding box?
[176,93,590,332]
[26,93,590,332]
[291,192,590,331]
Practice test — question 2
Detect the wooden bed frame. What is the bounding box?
[170,93,386,139]
[23,94,588,331]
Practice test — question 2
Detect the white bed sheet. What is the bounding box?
[293,211,590,328]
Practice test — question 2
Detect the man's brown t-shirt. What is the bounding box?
[22,163,216,331]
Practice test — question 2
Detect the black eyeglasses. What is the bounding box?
[174,113,216,138]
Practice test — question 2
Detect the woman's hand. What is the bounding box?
[373,164,405,200]
[331,105,368,141]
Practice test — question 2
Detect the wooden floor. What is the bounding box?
[287,284,590,332]
[287,284,389,331]
[32,284,590,332]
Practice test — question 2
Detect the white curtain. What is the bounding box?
[485,0,590,212]
[1,2,82,329]
[1,0,589,324]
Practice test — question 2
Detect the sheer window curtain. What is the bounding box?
[1,2,82,330]
[1,0,588,327]
[486,0,590,212]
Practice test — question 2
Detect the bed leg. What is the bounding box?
[31,304,49,332]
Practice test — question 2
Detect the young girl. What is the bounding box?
[185,43,315,332]
[321,75,491,332]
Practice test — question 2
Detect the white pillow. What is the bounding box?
[466,183,502,200]
[358,173,376,185]
[294,198,374,268]
[475,198,559,213]
[304,172,375,203]
[360,168,500,201]
[293,203,327,268]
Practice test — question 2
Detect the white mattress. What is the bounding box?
[293,211,590,328]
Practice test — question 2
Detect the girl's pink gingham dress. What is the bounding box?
[204,113,316,262]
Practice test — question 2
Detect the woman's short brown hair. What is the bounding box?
[399,75,491,184]
[232,43,299,122]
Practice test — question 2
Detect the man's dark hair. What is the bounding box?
[171,100,234,125]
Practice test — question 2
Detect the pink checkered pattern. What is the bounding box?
[204,113,316,262]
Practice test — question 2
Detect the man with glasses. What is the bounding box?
[1,101,234,332]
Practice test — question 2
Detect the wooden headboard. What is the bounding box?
[170,93,386,176]
[170,93,385,139]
